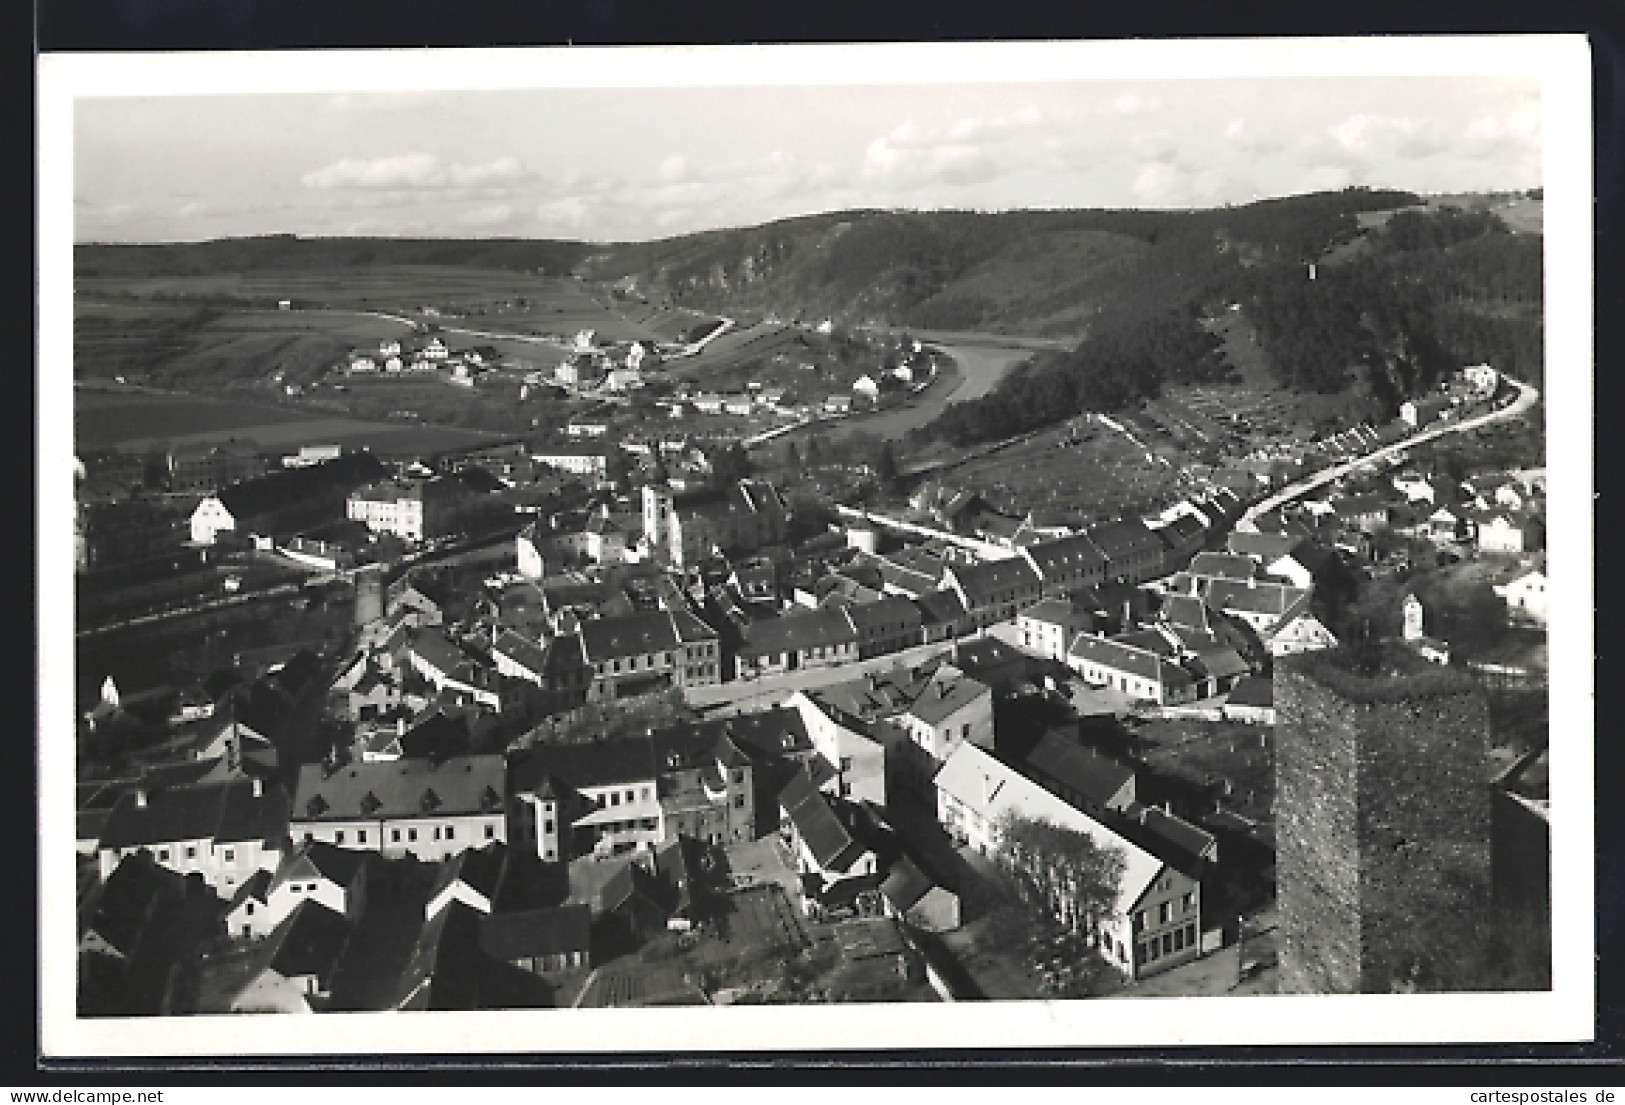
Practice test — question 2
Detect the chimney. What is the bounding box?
[252,777,264,799]
[398,716,406,737]
[134,788,148,809]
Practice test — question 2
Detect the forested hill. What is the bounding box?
[77,187,1422,338]
[575,188,1423,336]
[921,194,1544,448]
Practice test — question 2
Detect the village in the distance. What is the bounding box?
[68,186,1553,1016]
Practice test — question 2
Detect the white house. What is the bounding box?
[96,778,289,898]
[224,840,370,939]
[422,338,449,361]
[1265,611,1339,656]
[289,754,508,863]
[1494,569,1548,625]
[1476,514,1527,555]
[852,375,881,402]
[380,340,401,358]
[516,523,547,580]
[1393,474,1437,505]
[190,495,237,545]
[1461,363,1499,395]
[784,689,888,807]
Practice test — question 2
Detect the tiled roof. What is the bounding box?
[492,631,550,676]
[263,899,353,985]
[292,755,505,823]
[1066,634,1195,687]
[903,672,991,727]
[1119,803,1218,868]
[720,707,814,760]
[1226,675,1273,708]
[1158,593,1213,632]
[1187,646,1251,682]
[737,607,856,658]
[1203,579,1311,622]
[277,840,371,891]
[1020,597,1090,628]
[81,851,189,956]
[947,558,1040,606]
[509,737,659,794]
[1189,552,1259,582]
[1025,730,1135,807]
[836,595,922,632]
[913,589,967,625]
[98,778,290,851]
[477,904,591,961]
[878,856,937,914]
[1083,519,1162,562]
[578,611,679,662]
[1021,534,1107,580]
[778,771,865,873]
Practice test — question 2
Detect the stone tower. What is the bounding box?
[1274,649,1492,993]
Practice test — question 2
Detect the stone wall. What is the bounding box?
[1276,651,1492,993]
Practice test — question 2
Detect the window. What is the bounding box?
[1145,940,1158,962]
[1186,923,1196,948]
[335,830,346,845]
[433,827,441,841]
[408,828,418,842]
[962,723,971,741]
[734,794,746,809]
[1182,892,1194,913]
[543,819,555,834]
[157,848,170,862]
[392,829,402,843]
[1173,928,1185,952]
[223,848,235,863]
[613,659,621,673]
[484,825,495,840]
[1133,911,1145,934]
[1159,902,1171,925]
[187,845,198,859]
[293,884,303,895]
[245,903,255,915]
[610,792,621,807]
[1161,933,1173,957]
[358,831,367,845]
[445,826,454,840]
[626,789,636,804]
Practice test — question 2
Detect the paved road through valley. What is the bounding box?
[1239,375,1540,528]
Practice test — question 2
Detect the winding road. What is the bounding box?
[1238,375,1540,528]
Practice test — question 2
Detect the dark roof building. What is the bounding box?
[1025,729,1137,813]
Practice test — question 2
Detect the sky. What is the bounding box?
[73,75,1542,244]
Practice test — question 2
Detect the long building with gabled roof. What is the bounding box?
[933,741,1202,979]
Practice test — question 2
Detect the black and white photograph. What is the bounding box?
[37,36,1595,1057]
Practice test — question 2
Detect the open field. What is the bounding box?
[76,386,507,456]
[1129,717,1275,826]
[75,269,680,390]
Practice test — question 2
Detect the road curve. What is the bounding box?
[1239,376,1540,527]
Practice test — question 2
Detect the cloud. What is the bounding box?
[657,154,691,184]
[460,203,517,228]
[859,109,1045,192]
[301,154,532,191]
[1110,92,1161,117]
[1223,118,1285,155]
